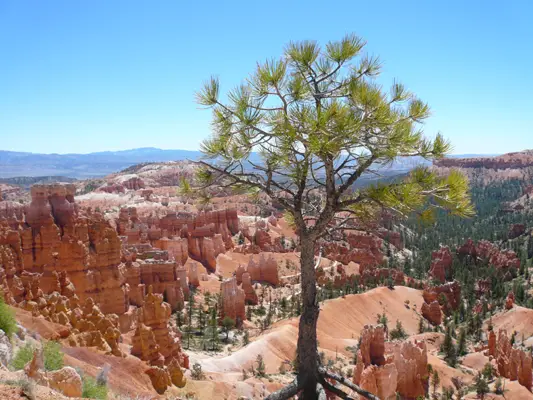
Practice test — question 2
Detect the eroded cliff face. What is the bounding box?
[435,151,533,170]
[132,286,188,394]
[0,184,189,395]
[235,253,280,287]
[420,281,461,325]
[429,246,453,284]
[321,231,384,268]
[0,184,128,315]
[492,329,532,391]
[353,325,428,399]
[219,277,245,325]
[116,207,238,271]
[457,239,520,279]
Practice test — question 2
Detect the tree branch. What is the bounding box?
[264,377,302,400]
[316,382,327,400]
[320,378,356,400]
[319,368,380,400]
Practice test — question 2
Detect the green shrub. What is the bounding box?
[0,296,17,338]
[389,320,408,340]
[43,341,64,371]
[191,362,205,380]
[10,344,34,370]
[82,376,108,399]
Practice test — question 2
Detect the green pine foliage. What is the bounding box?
[194,33,474,390]
[389,320,408,340]
[475,373,490,399]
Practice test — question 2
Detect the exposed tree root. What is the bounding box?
[264,369,381,400]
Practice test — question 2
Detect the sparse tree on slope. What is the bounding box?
[194,34,474,400]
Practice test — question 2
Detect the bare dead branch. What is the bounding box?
[316,382,327,400]
[264,377,302,400]
[320,378,356,400]
[319,368,380,400]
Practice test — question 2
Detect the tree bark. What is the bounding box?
[297,235,320,399]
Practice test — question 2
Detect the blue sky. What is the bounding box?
[0,0,531,155]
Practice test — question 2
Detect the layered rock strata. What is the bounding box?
[353,325,428,399]
[219,277,245,325]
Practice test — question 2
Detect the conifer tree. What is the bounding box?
[194,34,473,399]
[442,325,457,367]
[475,373,490,399]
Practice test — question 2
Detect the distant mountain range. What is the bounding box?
[0,148,202,178]
[0,148,500,179]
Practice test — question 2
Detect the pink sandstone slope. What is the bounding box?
[194,286,424,374]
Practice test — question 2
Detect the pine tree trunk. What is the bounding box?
[297,235,320,399]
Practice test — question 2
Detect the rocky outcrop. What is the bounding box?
[421,300,442,326]
[322,231,383,268]
[357,325,386,366]
[2,268,124,356]
[135,286,187,366]
[494,329,532,390]
[146,366,172,395]
[123,177,145,190]
[186,260,200,287]
[429,246,453,283]
[219,277,245,325]
[435,151,533,170]
[505,291,515,310]
[67,298,124,356]
[117,207,238,270]
[390,340,428,399]
[488,329,496,357]
[98,183,126,194]
[152,237,188,266]
[236,254,280,286]
[122,243,188,311]
[132,286,187,394]
[375,228,403,250]
[353,325,428,399]
[0,184,128,316]
[457,239,520,274]
[359,265,404,287]
[241,273,258,305]
[24,349,83,397]
[132,323,164,366]
[422,280,461,313]
[48,367,83,398]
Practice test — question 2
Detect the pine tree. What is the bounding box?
[390,320,408,340]
[256,354,266,377]
[457,328,467,356]
[418,317,425,334]
[194,33,473,399]
[431,370,440,396]
[475,373,490,400]
[442,325,457,367]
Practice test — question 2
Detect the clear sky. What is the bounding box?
[0,0,531,155]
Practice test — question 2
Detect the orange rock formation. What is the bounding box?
[429,246,453,283]
[219,277,245,325]
[493,329,532,390]
[353,325,428,399]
